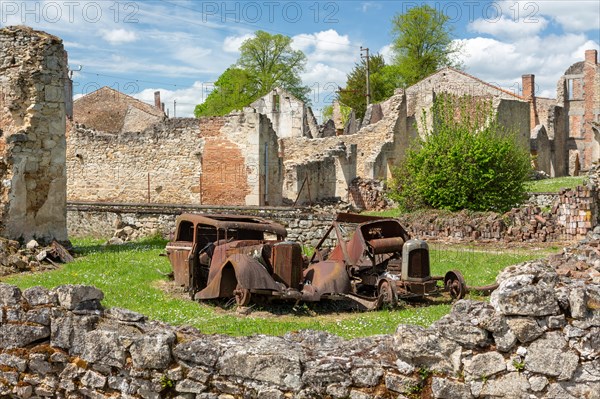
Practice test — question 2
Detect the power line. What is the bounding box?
[75,70,180,87]
[158,0,360,49]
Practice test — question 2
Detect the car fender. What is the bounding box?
[301,260,351,301]
[195,253,280,300]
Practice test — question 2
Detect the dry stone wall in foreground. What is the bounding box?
[3,233,600,398]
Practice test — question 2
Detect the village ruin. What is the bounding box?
[2,24,600,399]
[65,47,600,209]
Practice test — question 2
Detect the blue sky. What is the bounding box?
[1,0,599,119]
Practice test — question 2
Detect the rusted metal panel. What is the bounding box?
[302,261,351,301]
[272,242,303,289]
[166,242,192,287]
[177,213,287,238]
[195,253,281,300]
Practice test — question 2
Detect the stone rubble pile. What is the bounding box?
[0,238,72,276]
[348,177,393,211]
[1,237,600,398]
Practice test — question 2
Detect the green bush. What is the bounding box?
[388,94,531,212]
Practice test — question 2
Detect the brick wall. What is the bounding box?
[201,138,249,205]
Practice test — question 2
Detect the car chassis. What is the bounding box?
[165,213,493,309]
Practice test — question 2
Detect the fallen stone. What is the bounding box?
[130,332,176,370]
[431,377,473,399]
[393,325,461,373]
[506,317,545,343]
[54,285,104,310]
[490,274,559,316]
[23,286,58,306]
[479,372,530,397]
[463,352,506,380]
[525,332,579,379]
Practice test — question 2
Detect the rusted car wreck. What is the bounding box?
[165,213,473,309]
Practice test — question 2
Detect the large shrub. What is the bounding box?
[388,94,531,212]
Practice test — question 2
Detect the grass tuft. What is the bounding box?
[525,176,585,193]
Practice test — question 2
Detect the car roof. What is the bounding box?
[177,213,288,237]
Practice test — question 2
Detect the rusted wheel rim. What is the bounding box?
[444,270,467,300]
[234,286,251,306]
[378,280,396,306]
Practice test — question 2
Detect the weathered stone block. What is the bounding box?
[130,332,175,370]
[525,332,579,379]
[393,325,462,373]
[54,285,104,310]
[491,274,559,316]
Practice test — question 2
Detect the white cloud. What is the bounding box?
[494,0,600,32]
[290,29,359,109]
[292,29,352,54]
[101,29,138,44]
[456,33,599,97]
[360,2,382,13]
[171,46,213,67]
[302,63,346,87]
[135,81,208,118]
[222,34,254,53]
[379,44,394,64]
[469,15,549,40]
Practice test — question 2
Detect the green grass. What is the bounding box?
[525,176,585,193]
[2,237,554,339]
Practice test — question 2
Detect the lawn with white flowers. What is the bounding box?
[3,237,554,339]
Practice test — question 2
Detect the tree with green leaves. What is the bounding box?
[387,94,531,212]
[194,68,256,117]
[238,30,309,102]
[195,31,309,117]
[337,54,401,119]
[391,5,462,87]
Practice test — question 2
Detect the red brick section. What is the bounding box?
[198,116,226,137]
[583,50,598,170]
[201,137,249,205]
[198,116,252,205]
[522,74,538,130]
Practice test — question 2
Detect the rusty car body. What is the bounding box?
[165,213,473,308]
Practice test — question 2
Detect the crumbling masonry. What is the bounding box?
[0,26,68,243]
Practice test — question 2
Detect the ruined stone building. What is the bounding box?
[0,26,69,243]
[521,50,599,177]
[64,42,600,208]
[67,111,283,206]
[250,87,319,139]
[71,86,166,134]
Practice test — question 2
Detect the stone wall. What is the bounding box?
[68,119,203,204]
[67,111,283,207]
[2,234,600,398]
[66,202,337,247]
[0,26,68,244]
[67,181,599,245]
[405,67,530,144]
[397,186,598,242]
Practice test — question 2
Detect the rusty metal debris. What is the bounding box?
[165,213,493,309]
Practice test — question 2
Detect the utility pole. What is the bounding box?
[174,99,177,117]
[360,46,371,106]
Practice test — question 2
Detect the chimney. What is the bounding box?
[154,91,161,110]
[585,49,598,65]
[522,74,535,101]
[522,74,538,130]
